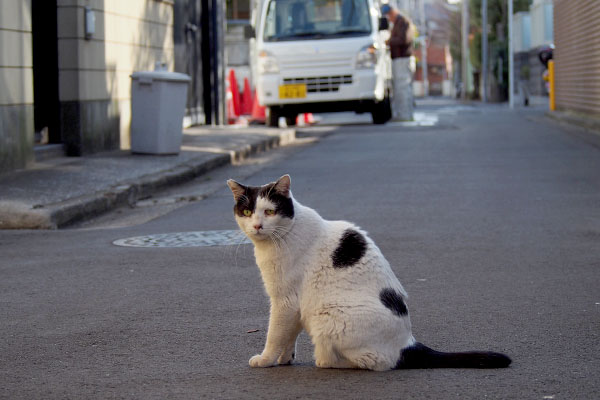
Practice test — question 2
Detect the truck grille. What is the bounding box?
[283,75,353,93]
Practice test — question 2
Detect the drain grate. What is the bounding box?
[113,230,251,248]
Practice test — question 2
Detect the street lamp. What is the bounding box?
[461,0,469,101]
[420,0,428,96]
[508,0,514,109]
[482,0,488,102]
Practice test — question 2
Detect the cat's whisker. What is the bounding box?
[273,227,311,249]
[233,230,251,268]
[271,230,292,261]
[266,230,280,253]
[264,228,287,258]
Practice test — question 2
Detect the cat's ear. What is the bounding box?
[273,175,291,197]
[227,179,246,201]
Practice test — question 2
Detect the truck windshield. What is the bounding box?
[263,0,372,42]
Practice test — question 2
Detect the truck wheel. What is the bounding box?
[285,114,298,127]
[266,107,280,127]
[371,96,392,124]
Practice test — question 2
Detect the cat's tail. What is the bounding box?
[395,342,511,369]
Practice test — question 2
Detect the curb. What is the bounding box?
[546,110,600,132]
[546,111,600,149]
[0,129,296,229]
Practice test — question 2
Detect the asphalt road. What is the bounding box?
[1,103,599,399]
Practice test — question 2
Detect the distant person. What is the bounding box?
[382,4,415,121]
[538,45,554,95]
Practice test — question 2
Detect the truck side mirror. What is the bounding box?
[244,25,256,39]
[379,17,389,31]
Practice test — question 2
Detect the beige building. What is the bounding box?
[554,0,600,117]
[0,0,175,173]
[0,0,34,172]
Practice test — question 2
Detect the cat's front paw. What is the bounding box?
[249,354,278,368]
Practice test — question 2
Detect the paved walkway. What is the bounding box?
[2,95,597,230]
[0,126,295,229]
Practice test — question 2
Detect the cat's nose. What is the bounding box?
[254,224,262,231]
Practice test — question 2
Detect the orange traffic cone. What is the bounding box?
[228,69,241,117]
[304,113,315,124]
[242,78,253,115]
[226,83,237,124]
[250,89,265,124]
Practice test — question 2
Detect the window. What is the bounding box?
[263,0,372,42]
[227,0,250,21]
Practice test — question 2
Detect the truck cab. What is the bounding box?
[249,0,392,126]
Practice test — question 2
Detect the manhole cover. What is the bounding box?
[113,230,251,248]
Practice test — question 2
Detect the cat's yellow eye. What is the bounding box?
[265,209,276,216]
[243,209,252,217]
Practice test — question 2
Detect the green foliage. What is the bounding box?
[446,6,463,64]
[443,0,533,98]
[470,32,482,70]
[469,0,532,71]
[462,0,531,98]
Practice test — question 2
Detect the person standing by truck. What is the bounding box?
[381,4,415,121]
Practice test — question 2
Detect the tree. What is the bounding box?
[469,0,531,99]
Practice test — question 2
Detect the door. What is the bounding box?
[174,0,204,126]
[32,0,60,145]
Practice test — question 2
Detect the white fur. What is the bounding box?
[230,180,415,371]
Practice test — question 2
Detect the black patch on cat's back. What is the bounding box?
[331,229,367,268]
[380,288,408,317]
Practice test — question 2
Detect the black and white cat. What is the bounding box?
[227,175,511,370]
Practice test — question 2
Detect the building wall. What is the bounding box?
[511,2,552,99]
[57,0,174,155]
[530,0,553,48]
[513,12,531,54]
[554,0,600,116]
[414,44,449,96]
[0,0,34,172]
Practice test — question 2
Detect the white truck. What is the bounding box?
[247,0,392,126]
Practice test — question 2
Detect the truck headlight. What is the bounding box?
[356,44,377,69]
[258,50,279,74]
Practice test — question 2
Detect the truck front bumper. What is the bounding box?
[258,69,382,108]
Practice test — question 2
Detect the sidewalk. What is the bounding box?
[0,126,296,229]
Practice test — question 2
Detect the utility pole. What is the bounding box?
[481,0,488,102]
[508,0,514,108]
[461,0,469,100]
[420,0,428,97]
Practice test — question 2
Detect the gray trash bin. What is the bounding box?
[130,70,191,154]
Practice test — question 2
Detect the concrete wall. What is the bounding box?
[0,0,34,172]
[57,0,174,155]
[225,22,251,97]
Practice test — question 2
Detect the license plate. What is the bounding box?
[279,84,307,99]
